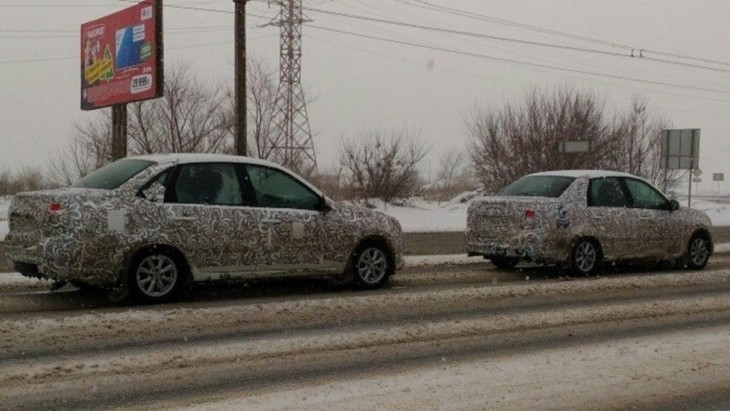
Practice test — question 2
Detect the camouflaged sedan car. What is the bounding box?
[467,170,713,275]
[5,154,403,302]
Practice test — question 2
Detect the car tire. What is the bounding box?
[351,243,392,290]
[489,256,519,269]
[686,234,711,270]
[128,249,184,303]
[571,238,601,276]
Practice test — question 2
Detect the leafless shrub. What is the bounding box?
[0,166,49,195]
[467,87,678,192]
[339,128,431,202]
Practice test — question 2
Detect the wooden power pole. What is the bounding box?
[233,0,248,156]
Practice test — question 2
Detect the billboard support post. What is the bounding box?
[111,104,128,160]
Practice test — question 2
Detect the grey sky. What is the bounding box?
[2,0,729,191]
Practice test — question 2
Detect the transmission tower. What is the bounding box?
[268,0,317,173]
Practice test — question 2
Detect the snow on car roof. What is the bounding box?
[126,152,277,168]
[527,169,638,179]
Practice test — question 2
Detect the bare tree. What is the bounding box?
[48,60,283,184]
[244,59,280,160]
[128,64,233,155]
[467,87,676,193]
[339,128,431,202]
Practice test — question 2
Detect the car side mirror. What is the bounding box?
[667,199,680,211]
[319,196,333,213]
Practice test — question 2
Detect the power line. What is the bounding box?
[391,0,730,68]
[306,24,730,97]
[303,6,730,75]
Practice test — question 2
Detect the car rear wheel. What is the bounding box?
[489,256,519,269]
[129,250,183,303]
[571,239,601,276]
[352,244,391,289]
[686,234,710,270]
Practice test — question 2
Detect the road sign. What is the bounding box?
[692,178,702,183]
[693,168,703,177]
[661,129,700,170]
[713,173,724,182]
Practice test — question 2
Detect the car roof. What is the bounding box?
[527,169,639,179]
[126,153,277,167]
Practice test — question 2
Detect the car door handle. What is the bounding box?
[172,216,196,221]
[262,218,281,224]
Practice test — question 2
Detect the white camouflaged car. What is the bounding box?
[467,170,713,275]
[5,154,403,302]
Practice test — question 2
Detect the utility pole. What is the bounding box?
[111,104,127,160]
[233,0,248,156]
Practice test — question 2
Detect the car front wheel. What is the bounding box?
[352,244,391,289]
[129,250,183,303]
[571,239,601,276]
[686,234,711,270]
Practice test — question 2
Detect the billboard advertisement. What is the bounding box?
[81,1,162,110]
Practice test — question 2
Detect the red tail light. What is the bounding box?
[49,203,63,214]
[524,209,535,219]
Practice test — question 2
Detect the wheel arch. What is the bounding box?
[348,235,397,275]
[689,228,714,254]
[121,243,192,286]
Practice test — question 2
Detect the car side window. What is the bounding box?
[171,163,245,206]
[624,178,667,210]
[589,177,627,207]
[244,164,321,210]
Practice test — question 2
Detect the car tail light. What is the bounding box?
[524,209,535,220]
[49,203,63,215]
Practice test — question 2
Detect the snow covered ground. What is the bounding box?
[0,195,729,240]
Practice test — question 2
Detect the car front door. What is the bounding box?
[242,163,340,276]
[623,177,678,256]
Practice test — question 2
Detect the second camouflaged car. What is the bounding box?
[467,170,713,275]
[5,154,404,302]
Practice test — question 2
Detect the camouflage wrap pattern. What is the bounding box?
[5,161,403,287]
[467,175,713,265]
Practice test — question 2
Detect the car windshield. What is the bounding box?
[72,159,155,190]
[500,175,575,197]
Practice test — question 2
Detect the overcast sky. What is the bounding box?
[2,0,730,191]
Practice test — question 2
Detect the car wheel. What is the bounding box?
[352,244,391,289]
[571,239,601,276]
[490,256,519,269]
[129,250,183,303]
[686,234,710,270]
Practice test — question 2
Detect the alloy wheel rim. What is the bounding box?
[575,242,596,273]
[690,238,708,265]
[136,254,178,297]
[356,248,388,284]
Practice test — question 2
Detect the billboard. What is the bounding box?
[81,1,163,110]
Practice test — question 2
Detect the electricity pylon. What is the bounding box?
[268,0,317,174]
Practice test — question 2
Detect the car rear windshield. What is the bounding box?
[500,175,576,197]
[72,159,155,190]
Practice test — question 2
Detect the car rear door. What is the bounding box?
[155,162,260,280]
[586,177,637,259]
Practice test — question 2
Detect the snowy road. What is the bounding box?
[2,256,730,410]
